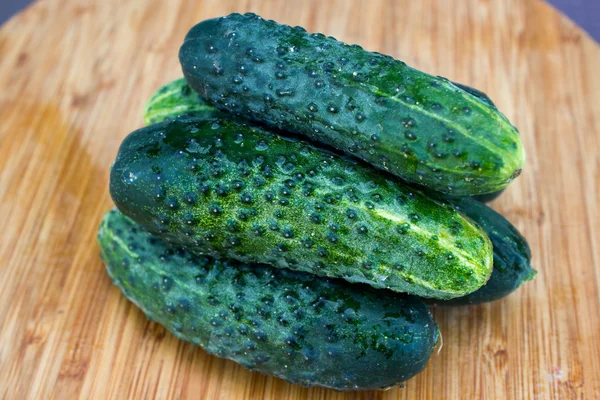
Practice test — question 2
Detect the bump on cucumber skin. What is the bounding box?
[427,196,536,305]
[99,209,439,391]
[144,78,227,125]
[179,12,525,196]
[110,116,493,299]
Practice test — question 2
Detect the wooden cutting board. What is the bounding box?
[1,0,598,398]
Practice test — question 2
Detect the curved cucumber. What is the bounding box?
[179,12,525,196]
[144,78,225,125]
[109,117,493,299]
[432,197,536,305]
[99,209,439,390]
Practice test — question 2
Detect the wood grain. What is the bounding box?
[0,0,598,398]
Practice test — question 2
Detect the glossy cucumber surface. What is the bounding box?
[99,209,439,390]
[179,13,525,196]
[110,117,493,299]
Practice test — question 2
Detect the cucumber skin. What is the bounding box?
[433,197,536,305]
[99,209,439,391]
[179,12,525,196]
[109,117,493,299]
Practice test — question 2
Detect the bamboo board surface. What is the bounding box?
[0,0,599,398]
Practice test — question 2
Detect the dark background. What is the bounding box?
[1,0,599,42]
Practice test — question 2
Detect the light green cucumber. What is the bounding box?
[144,78,225,125]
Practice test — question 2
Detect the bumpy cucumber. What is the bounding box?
[99,209,439,390]
[432,197,536,305]
[179,12,525,196]
[144,78,225,125]
[110,117,493,299]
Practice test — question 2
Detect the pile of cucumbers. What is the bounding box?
[99,13,535,391]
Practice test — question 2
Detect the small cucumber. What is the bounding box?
[109,117,493,299]
[99,209,439,390]
[432,197,536,305]
[179,13,525,196]
[144,78,225,125]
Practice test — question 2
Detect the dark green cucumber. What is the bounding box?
[431,197,536,305]
[179,12,525,196]
[144,78,225,125]
[99,209,439,390]
[110,117,493,299]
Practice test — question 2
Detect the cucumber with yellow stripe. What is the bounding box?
[179,12,525,196]
[110,116,493,299]
[434,196,536,305]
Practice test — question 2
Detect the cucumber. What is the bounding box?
[432,197,536,305]
[109,116,493,299]
[179,12,525,196]
[99,209,439,390]
[144,78,225,125]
